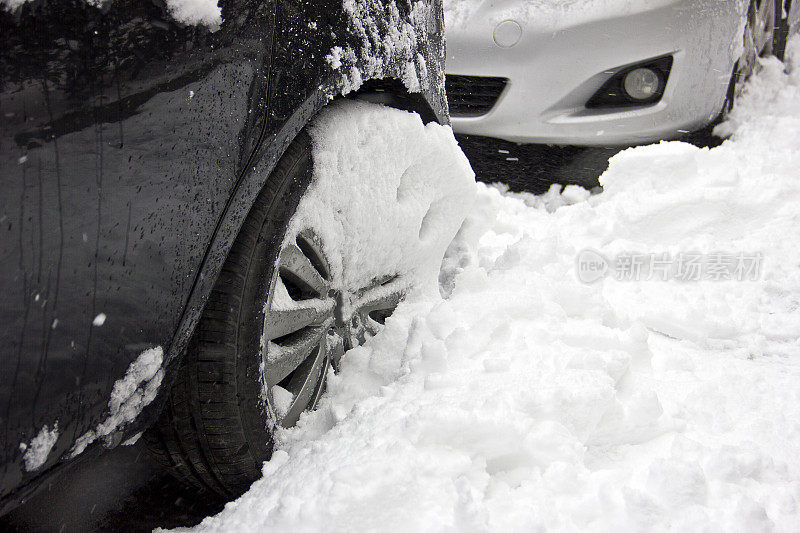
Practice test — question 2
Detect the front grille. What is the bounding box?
[446,75,508,117]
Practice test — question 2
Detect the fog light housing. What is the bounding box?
[586,55,672,109]
[624,68,660,100]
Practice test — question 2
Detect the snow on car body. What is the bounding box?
[444,0,798,145]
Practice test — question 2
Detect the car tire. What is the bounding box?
[723,0,781,114]
[774,0,793,60]
[144,123,400,500]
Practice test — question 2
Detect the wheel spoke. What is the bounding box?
[757,0,772,30]
[279,243,329,296]
[752,0,776,55]
[306,364,328,411]
[352,277,405,320]
[279,342,328,428]
[264,319,332,386]
[363,312,384,338]
[341,277,406,347]
[759,0,782,56]
[264,297,335,340]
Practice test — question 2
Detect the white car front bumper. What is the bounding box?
[446,0,745,146]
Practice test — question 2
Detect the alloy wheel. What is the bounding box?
[262,230,404,428]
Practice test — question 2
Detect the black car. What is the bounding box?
[0,0,447,514]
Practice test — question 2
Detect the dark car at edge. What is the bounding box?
[0,0,447,515]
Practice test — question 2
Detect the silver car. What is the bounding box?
[445,0,799,146]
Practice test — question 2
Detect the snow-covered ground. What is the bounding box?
[174,39,800,532]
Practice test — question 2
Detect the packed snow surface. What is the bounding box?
[178,40,800,532]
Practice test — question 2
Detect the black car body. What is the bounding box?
[0,0,446,513]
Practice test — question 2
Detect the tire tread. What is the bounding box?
[145,132,315,500]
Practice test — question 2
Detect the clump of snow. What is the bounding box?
[121,432,143,446]
[92,313,106,326]
[161,0,221,30]
[290,101,476,299]
[326,46,346,71]
[21,422,59,472]
[325,0,434,95]
[2,0,221,30]
[70,346,164,457]
[177,40,800,532]
[270,386,294,421]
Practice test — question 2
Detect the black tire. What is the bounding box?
[144,131,319,500]
[723,0,785,115]
[774,0,793,61]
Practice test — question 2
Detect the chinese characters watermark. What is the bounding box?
[576,249,762,283]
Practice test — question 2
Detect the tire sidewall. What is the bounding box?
[233,133,316,469]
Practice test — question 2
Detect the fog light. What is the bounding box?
[623,68,660,100]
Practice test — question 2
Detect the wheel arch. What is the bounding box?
[157,0,450,412]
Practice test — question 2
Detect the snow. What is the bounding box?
[92,313,106,326]
[325,0,434,95]
[159,0,221,30]
[20,422,59,472]
[289,100,475,299]
[70,347,164,457]
[271,387,294,421]
[121,432,143,446]
[175,41,800,532]
[1,0,221,30]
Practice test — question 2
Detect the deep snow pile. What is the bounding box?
[176,41,800,533]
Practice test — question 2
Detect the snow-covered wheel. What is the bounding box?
[144,101,474,500]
